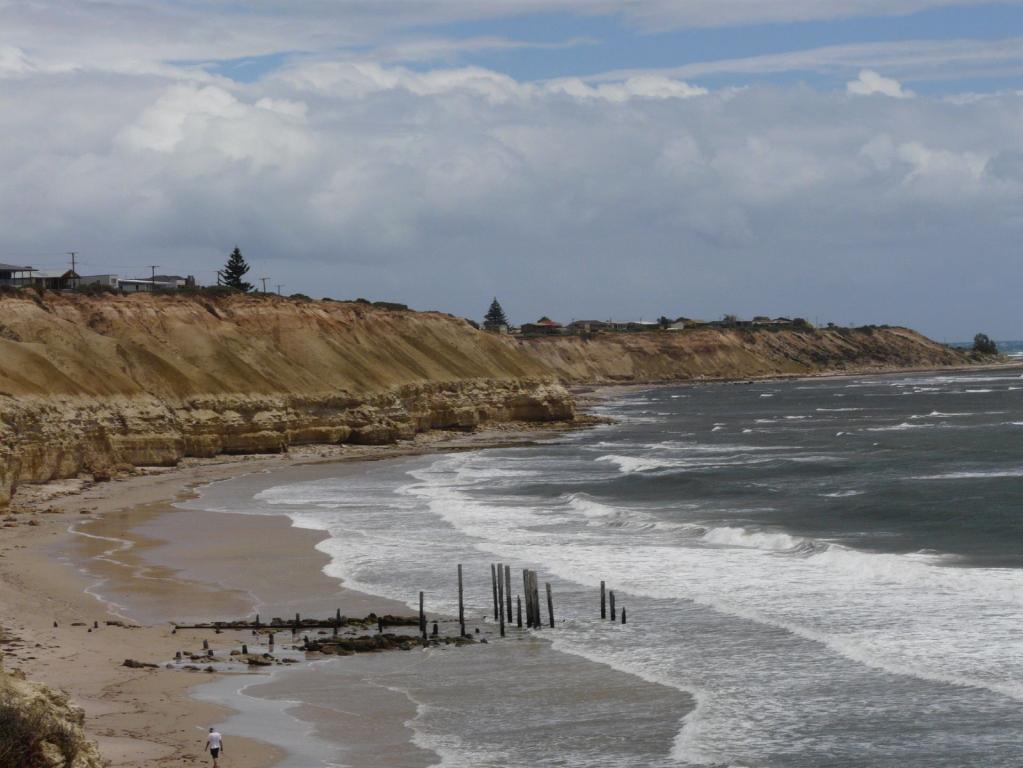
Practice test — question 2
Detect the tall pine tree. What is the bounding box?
[221,247,252,292]
[483,297,508,330]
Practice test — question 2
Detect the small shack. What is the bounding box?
[0,263,36,285]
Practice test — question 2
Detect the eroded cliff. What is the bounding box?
[0,669,104,768]
[515,324,976,383]
[0,292,983,506]
[0,293,572,505]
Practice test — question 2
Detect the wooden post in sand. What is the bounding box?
[242,644,248,655]
[491,564,499,621]
[524,571,532,628]
[419,591,426,640]
[600,581,606,619]
[546,582,554,628]
[523,572,532,629]
[523,568,531,625]
[268,632,274,649]
[255,614,261,628]
[527,571,540,631]
[525,571,534,628]
[335,609,341,627]
[621,607,627,625]
[504,565,512,624]
[457,564,466,637]
[516,595,522,628]
[497,562,506,637]
[202,639,209,650]
[535,572,542,629]
[609,590,616,622]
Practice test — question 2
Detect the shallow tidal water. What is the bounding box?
[187,367,1023,767]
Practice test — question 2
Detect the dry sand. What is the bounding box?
[0,425,573,767]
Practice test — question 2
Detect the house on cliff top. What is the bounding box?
[521,316,564,335]
[567,320,609,333]
[0,262,36,284]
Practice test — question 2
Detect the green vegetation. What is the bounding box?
[221,247,252,292]
[483,298,508,330]
[973,333,998,355]
[372,300,409,311]
[0,690,81,768]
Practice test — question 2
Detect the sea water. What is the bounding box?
[187,368,1023,767]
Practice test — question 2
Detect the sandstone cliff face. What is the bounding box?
[0,293,981,507]
[512,325,974,383]
[0,670,104,768]
[0,294,572,506]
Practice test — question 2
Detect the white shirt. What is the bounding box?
[208,731,223,749]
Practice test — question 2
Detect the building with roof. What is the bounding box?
[567,320,609,333]
[521,316,564,335]
[0,263,37,284]
[9,269,80,290]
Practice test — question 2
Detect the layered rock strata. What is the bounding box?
[0,293,572,506]
[0,292,984,507]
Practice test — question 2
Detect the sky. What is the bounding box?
[2,1,1022,339]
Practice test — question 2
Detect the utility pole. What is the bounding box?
[67,251,78,289]
[260,277,269,293]
[276,284,284,296]
[147,265,160,290]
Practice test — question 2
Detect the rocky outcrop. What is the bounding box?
[0,670,104,768]
[0,379,573,505]
[0,293,573,506]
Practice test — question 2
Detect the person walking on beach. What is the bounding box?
[205,727,224,767]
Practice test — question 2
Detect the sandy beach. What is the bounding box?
[5,367,1017,766]
[0,425,582,767]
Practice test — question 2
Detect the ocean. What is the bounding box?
[997,340,1023,360]
[186,367,1023,767]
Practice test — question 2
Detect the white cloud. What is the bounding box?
[273,61,707,104]
[847,69,914,98]
[2,53,1021,338]
[588,37,1023,87]
[116,85,312,174]
[545,75,708,102]
[5,1,1022,83]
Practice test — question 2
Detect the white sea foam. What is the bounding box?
[908,411,972,419]
[596,454,675,473]
[821,490,863,497]
[701,525,808,551]
[911,469,1023,480]
[816,407,864,412]
[866,421,936,432]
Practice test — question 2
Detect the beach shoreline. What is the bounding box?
[0,422,585,767]
[3,362,1019,766]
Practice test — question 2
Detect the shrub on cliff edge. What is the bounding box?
[973,333,998,355]
[0,673,103,768]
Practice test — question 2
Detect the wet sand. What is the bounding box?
[0,426,582,766]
